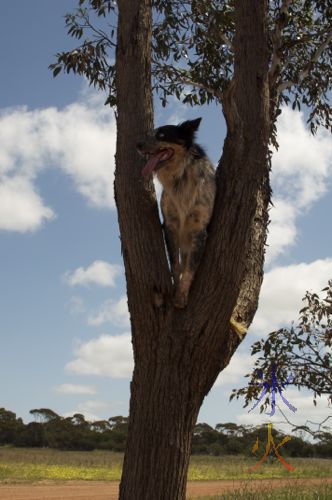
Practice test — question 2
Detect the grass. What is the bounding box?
[0,447,331,483]
[188,455,332,481]
[0,448,123,483]
[189,482,332,499]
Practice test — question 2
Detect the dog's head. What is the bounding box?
[137,118,202,179]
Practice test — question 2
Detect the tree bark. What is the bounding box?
[115,1,270,499]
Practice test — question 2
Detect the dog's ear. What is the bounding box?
[178,118,202,134]
[178,118,202,146]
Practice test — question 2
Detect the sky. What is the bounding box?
[0,1,331,437]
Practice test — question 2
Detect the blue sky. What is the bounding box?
[1,1,331,435]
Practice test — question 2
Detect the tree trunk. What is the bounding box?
[115,1,270,499]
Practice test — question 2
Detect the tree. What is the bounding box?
[51,1,331,498]
[0,408,24,445]
[30,408,60,423]
[230,281,332,435]
[14,422,46,448]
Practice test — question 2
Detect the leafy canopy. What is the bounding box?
[50,0,332,134]
[230,281,332,411]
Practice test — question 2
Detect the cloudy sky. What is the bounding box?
[1,1,331,435]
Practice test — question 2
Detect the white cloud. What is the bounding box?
[54,101,116,208]
[214,352,253,387]
[266,199,297,265]
[251,258,332,337]
[0,91,116,232]
[67,399,127,422]
[64,260,123,288]
[1,95,330,248]
[267,107,332,264]
[88,296,130,327]
[76,399,110,413]
[272,108,332,206]
[66,333,133,378]
[0,176,55,232]
[55,383,97,395]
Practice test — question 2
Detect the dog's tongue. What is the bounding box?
[142,150,171,178]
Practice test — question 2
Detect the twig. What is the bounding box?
[220,33,233,52]
[275,405,332,438]
[152,59,223,100]
[277,25,332,94]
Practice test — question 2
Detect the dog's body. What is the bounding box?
[137,118,216,308]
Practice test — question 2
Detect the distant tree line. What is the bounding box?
[0,407,331,458]
[0,408,128,452]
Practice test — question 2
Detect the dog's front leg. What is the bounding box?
[164,223,181,287]
[174,229,207,308]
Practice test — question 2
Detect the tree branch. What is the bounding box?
[277,25,332,94]
[275,405,332,439]
[219,33,233,52]
[79,11,117,47]
[176,77,222,99]
[152,59,224,99]
[269,0,293,89]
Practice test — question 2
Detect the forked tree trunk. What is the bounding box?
[115,1,270,499]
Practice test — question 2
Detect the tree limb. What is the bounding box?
[219,33,233,52]
[152,59,224,99]
[277,25,332,94]
[269,0,293,89]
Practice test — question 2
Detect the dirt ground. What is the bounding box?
[0,478,331,499]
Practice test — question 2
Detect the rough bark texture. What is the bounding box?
[115,1,270,499]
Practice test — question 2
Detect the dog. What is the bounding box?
[137,118,246,337]
[137,117,215,308]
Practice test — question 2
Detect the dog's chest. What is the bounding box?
[160,172,201,227]
[157,157,215,232]
[169,178,198,215]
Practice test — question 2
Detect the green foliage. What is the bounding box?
[50,0,332,136]
[0,409,129,452]
[49,1,117,106]
[274,0,332,134]
[153,0,332,134]
[152,0,234,106]
[0,409,24,445]
[14,422,46,448]
[230,281,332,413]
[30,408,60,423]
[1,409,331,457]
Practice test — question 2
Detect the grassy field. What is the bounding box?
[0,447,331,483]
[191,483,332,500]
[187,454,332,480]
